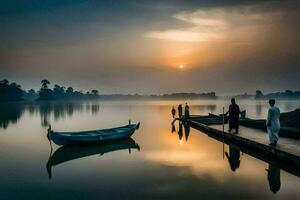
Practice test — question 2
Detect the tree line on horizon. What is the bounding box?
[1,79,300,102]
[0,79,99,102]
[38,79,99,100]
[255,90,300,100]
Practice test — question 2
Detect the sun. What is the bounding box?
[179,64,184,69]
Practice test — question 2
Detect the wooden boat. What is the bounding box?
[47,122,140,145]
[46,138,140,179]
[189,113,228,125]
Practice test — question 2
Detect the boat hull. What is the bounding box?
[48,123,140,145]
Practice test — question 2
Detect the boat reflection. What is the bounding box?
[46,138,140,179]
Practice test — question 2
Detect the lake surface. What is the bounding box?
[0,99,299,200]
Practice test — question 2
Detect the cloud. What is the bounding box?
[145,27,225,42]
[144,4,294,44]
[145,10,228,42]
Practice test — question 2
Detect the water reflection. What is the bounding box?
[171,124,176,133]
[171,119,190,142]
[0,102,100,129]
[184,123,190,141]
[86,104,100,115]
[46,138,140,179]
[256,101,263,116]
[178,122,183,141]
[0,104,23,129]
[0,100,299,199]
[38,103,86,127]
[192,105,216,113]
[267,164,281,194]
[171,119,296,195]
[225,146,241,172]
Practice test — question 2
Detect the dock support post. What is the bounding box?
[222,107,225,160]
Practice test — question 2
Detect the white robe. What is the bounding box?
[266,106,280,143]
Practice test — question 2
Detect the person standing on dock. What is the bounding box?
[266,99,280,146]
[171,106,176,118]
[225,98,241,134]
[184,102,190,119]
[178,104,183,118]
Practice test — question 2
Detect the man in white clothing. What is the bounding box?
[266,99,280,146]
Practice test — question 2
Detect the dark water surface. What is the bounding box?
[0,100,299,200]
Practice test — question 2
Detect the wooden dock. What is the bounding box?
[187,117,300,177]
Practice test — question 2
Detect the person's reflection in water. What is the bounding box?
[225,146,241,171]
[178,104,183,118]
[178,122,183,141]
[171,106,176,118]
[184,123,190,142]
[256,102,262,117]
[266,164,281,194]
[171,124,176,133]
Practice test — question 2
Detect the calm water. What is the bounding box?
[0,99,300,200]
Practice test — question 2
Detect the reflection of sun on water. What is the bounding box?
[180,138,183,146]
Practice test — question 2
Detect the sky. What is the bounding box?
[0,0,300,94]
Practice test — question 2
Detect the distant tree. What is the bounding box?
[28,89,36,95]
[255,90,264,99]
[0,79,9,85]
[53,84,66,99]
[91,90,99,96]
[10,82,21,88]
[38,80,53,100]
[41,79,50,89]
[66,87,74,95]
[285,90,293,95]
[23,89,38,101]
[0,79,23,101]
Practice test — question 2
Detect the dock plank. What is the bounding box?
[210,125,300,156]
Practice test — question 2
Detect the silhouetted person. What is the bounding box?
[171,106,176,118]
[178,104,183,118]
[225,146,240,171]
[184,123,190,141]
[266,164,281,194]
[225,98,241,134]
[184,102,190,119]
[266,99,280,146]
